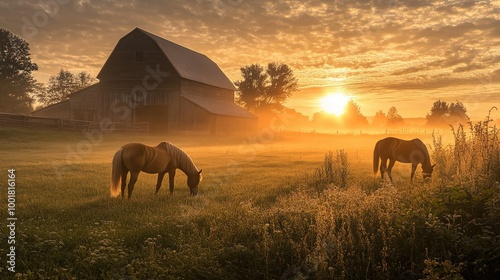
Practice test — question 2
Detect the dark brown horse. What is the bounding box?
[373,137,435,183]
[110,142,202,198]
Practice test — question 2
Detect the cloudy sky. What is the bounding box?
[1,0,499,119]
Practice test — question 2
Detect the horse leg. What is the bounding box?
[168,170,176,195]
[121,170,128,199]
[387,159,396,184]
[410,162,417,182]
[155,172,166,194]
[127,171,139,199]
[380,158,388,179]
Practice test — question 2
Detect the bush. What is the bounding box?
[313,150,350,193]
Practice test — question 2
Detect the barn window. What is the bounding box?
[135,51,144,62]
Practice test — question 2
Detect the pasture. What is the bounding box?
[0,126,498,279]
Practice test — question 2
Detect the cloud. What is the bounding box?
[0,0,498,119]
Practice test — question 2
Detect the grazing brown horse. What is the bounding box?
[110,142,202,198]
[373,137,435,183]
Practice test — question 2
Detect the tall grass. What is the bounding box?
[313,149,350,193]
[3,122,499,279]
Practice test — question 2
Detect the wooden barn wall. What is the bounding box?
[177,98,211,132]
[98,30,176,80]
[100,79,181,127]
[97,29,183,131]
[70,86,100,122]
[181,80,234,102]
[31,102,71,119]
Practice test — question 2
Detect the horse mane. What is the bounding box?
[163,142,199,176]
[414,139,432,168]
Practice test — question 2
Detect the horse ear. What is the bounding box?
[198,169,202,174]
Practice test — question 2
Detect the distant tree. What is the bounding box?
[235,62,298,111]
[343,100,369,127]
[372,110,386,127]
[426,100,449,126]
[234,64,267,111]
[281,107,310,128]
[36,69,96,107]
[386,106,405,127]
[76,71,97,89]
[263,63,298,110]
[426,100,469,126]
[311,111,336,128]
[448,101,469,125]
[0,28,38,114]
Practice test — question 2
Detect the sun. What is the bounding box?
[320,93,350,116]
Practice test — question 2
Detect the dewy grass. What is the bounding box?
[1,123,498,279]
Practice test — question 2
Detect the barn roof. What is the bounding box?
[68,83,99,97]
[31,100,70,113]
[181,94,257,119]
[136,28,236,91]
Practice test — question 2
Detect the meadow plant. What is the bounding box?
[314,149,350,193]
[445,108,500,190]
[4,127,499,279]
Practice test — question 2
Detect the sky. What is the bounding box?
[1,0,499,120]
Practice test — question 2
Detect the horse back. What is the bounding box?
[376,137,401,158]
[122,143,172,173]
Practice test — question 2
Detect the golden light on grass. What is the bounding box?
[320,92,351,116]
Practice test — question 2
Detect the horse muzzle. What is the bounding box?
[190,189,198,196]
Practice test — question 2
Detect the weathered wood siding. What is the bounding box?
[180,80,234,102]
[177,97,211,132]
[178,98,258,134]
[70,85,100,122]
[31,101,71,119]
[97,29,182,131]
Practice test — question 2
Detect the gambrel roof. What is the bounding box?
[99,28,236,91]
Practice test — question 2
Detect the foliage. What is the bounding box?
[343,100,369,127]
[35,69,97,107]
[386,106,405,127]
[313,150,350,192]
[235,62,298,111]
[234,64,267,111]
[311,100,369,129]
[0,28,39,114]
[427,100,469,127]
[2,120,499,279]
[372,110,387,127]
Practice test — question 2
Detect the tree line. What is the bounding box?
[0,28,472,128]
[234,61,471,128]
[0,29,97,113]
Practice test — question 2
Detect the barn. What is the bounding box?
[32,28,257,134]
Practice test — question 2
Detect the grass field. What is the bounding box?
[0,125,498,279]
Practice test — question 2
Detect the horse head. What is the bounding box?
[422,164,436,179]
[187,169,202,195]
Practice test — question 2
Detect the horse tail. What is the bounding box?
[110,148,123,197]
[373,142,380,176]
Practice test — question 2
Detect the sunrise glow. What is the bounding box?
[320,93,351,116]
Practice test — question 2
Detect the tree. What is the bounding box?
[426,100,449,126]
[448,101,469,125]
[343,100,369,127]
[426,100,469,127]
[263,63,298,110]
[0,28,38,114]
[36,69,96,107]
[235,62,298,111]
[372,110,386,127]
[386,106,404,127]
[234,64,267,111]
